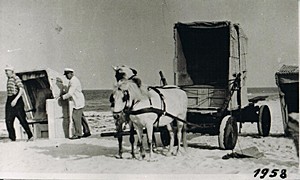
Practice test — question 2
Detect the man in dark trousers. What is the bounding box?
[5,65,33,141]
[81,113,91,137]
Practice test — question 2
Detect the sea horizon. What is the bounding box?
[0,87,280,120]
[0,86,279,93]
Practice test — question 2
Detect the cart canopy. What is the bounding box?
[174,21,247,87]
[174,21,249,110]
[275,65,299,113]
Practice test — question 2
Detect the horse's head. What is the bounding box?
[111,80,133,120]
[110,92,128,132]
[112,65,137,82]
[111,79,149,118]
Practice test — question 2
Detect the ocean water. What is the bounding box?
[0,87,278,120]
[0,89,112,120]
[247,87,278,95]
[82,89,112,112]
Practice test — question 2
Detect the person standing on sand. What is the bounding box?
[61,68,91,139]
[4,65,33,142]
[81,112,91,137]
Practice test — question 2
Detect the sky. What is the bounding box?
[0,0,298,91]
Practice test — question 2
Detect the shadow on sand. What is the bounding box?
[188,143,220,150]
[31,143,119,160]
[238,133,285,138]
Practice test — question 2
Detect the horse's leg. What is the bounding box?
[174,120,187,156]
[182,123,188,152]
[152,128,157,152]
[116,130,123,159]
[173,122,182,156]
[135,127,145,159]
[129,122,136,159]
[166,123,174,157]
[114,119,123,159]
[146,124,154,159]
[146,127,157,153]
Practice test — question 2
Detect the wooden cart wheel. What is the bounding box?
[258,105,271,136]
[218,115,238,150]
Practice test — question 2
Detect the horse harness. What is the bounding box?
[124,86,182,127]
[120,86,209,129]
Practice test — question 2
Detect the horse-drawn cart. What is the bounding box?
[275,65,298,156]
[173,21,271,149]
[103,21,272,155]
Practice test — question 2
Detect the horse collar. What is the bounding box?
[124,99,139,116]
[128,74,136,80]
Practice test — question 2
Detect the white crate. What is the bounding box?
[46,99,72,139]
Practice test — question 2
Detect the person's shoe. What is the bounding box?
[27,134,33,142]
[69,135,81,140]
[82,132,91,138]
[27,136,34,142]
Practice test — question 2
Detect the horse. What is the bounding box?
[110,65,139,159]
[112,79,188,160]
[109,92,136,159]
[111,65,162,159]
[113,65,171,146]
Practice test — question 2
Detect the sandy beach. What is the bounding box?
[0,98,299,179]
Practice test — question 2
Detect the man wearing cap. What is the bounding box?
[5,65,33,141]
[61,68,90,139]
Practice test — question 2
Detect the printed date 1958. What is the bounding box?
[254,168,287,179]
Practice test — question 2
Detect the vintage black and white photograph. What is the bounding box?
[0,0,298,179]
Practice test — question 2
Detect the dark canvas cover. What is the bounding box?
[174,21,249,110]
[276,65,299,113]
[174,21,248,88]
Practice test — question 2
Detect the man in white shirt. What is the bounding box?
[61,68,89,139]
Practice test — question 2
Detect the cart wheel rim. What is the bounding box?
[258,105,271,136]
[219,115,238,150]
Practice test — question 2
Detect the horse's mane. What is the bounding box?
[117,80,151,101]
[115,65,137,81]
[130,77,142,88]
[128,80,151,100]
[114,65,142,87]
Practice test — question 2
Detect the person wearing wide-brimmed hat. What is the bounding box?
[61,68,90,139]
[4,65,33,141]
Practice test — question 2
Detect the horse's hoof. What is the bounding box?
[147,159,157,162]
[163,146,169,150]
[165,152,172,157]
[137,156,144,161]
[132,157,137,160]
[180,150,187,156]
[146,154,158,162]
[115,155,123,159]
[128,156,136,160]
